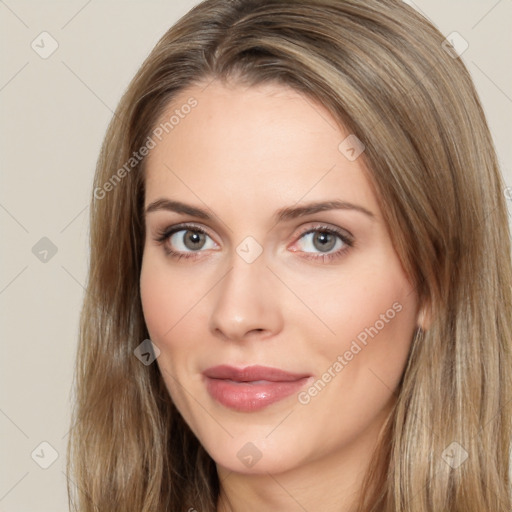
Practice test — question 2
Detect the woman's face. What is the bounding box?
[140,79,422,476]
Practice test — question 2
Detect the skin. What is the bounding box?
[140,79,425,512]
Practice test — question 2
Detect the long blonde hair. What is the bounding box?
[66,1,512,510]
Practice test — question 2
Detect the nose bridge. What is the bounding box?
[209,247,282,340]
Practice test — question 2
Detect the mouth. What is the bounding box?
[202,365,313,412]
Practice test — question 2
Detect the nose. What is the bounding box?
[209,251,284,342]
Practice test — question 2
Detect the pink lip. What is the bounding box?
[203,365,312,412]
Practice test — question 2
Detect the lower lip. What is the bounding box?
[204,376,312,412]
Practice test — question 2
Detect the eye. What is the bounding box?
[168,229,216,252]
[290,224,354,262]
[154,223,217,259]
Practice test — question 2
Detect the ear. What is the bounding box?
[417,300,432,331]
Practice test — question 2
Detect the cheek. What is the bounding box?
[139,256,201,414]
[140,260,170,341]
[298,251,418,382]
[139,252,208,340]
[289,260,418,451]
[139,253,213,389]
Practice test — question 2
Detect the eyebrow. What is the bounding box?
[144,198,375,222]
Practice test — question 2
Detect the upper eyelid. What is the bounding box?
[164,222,217,241]
[299,224,353,238]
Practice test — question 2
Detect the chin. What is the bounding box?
[205,436,308,476]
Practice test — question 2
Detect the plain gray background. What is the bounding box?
[1,1,511,510]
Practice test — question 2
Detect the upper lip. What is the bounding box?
[203,365,310,382]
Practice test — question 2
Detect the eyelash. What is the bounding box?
[154,223,354,264]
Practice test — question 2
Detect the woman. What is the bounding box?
[67,0,512,510]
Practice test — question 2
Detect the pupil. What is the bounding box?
[314,232,335,252]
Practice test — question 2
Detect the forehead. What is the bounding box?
[143,80,379,223]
